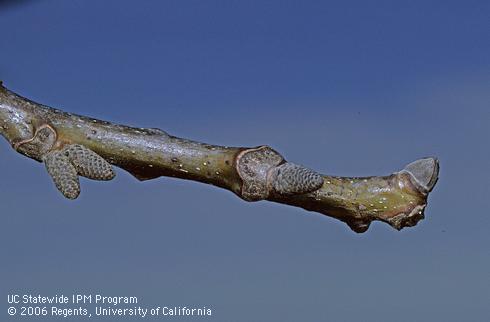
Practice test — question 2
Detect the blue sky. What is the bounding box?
[1,1,489,321]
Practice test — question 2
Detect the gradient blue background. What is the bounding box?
[1,1,489,321]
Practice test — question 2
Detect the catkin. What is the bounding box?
[43,151,80,199]
[63,144,115,180]
[271,163,324,195]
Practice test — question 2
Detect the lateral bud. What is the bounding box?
[235,146,284,201]
[14,124,57,161]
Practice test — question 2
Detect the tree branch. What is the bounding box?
[0,82,439,233]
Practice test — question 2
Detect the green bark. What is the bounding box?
[0,82,439,233]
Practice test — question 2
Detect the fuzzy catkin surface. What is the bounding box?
[272,163,324,195]
[43,151,80,199]
[63,144,115,180]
